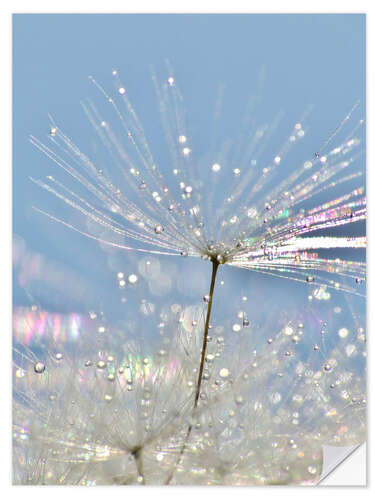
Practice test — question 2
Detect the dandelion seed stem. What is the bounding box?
[166,259,220,484]
[194,259,219,408]
[132,447,145,485]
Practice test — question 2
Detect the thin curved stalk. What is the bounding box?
[132,447,145,485]
[166,259,220,485]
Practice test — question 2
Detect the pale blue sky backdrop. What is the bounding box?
[13,14,365,312]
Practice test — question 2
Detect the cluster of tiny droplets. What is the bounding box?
[14,64,365,485]
[13,276,365,485]
[30,65,365,296]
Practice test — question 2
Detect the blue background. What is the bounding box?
[13,14,365,313]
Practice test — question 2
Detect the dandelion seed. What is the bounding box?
[19,64,366,486]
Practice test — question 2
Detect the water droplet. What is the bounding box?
[306,275,314,283]
[232,323,241,333]
[235,395,244,405]
[284,326,294,336]
[270,392,281,404]
[154,224,164,234]
[107,374,115,382]
[15,368,25,378]
[233,168,241,176]
[34,362,45,374]
[139,181,146,190]
[323,363,332,372]
[219,368,229,379]
[247,207,257,218]
[97,360,107,370]
[128,274,138,284]
[307,466,317,475]
[216,254,225,264]
[118,87,126,95]
[338,328,349,339]
[104,394,113,402]
[203,294,210,303]
[55,353,63,361]
[50,127,57,137]
[274,156,281,165]
[211,163,221,172]
[346,344,356,357]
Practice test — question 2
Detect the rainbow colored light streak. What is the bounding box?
[13,308,83,345]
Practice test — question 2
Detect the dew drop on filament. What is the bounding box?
[34,362,45,374]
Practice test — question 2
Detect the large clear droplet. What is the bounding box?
[34,362,45,374]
